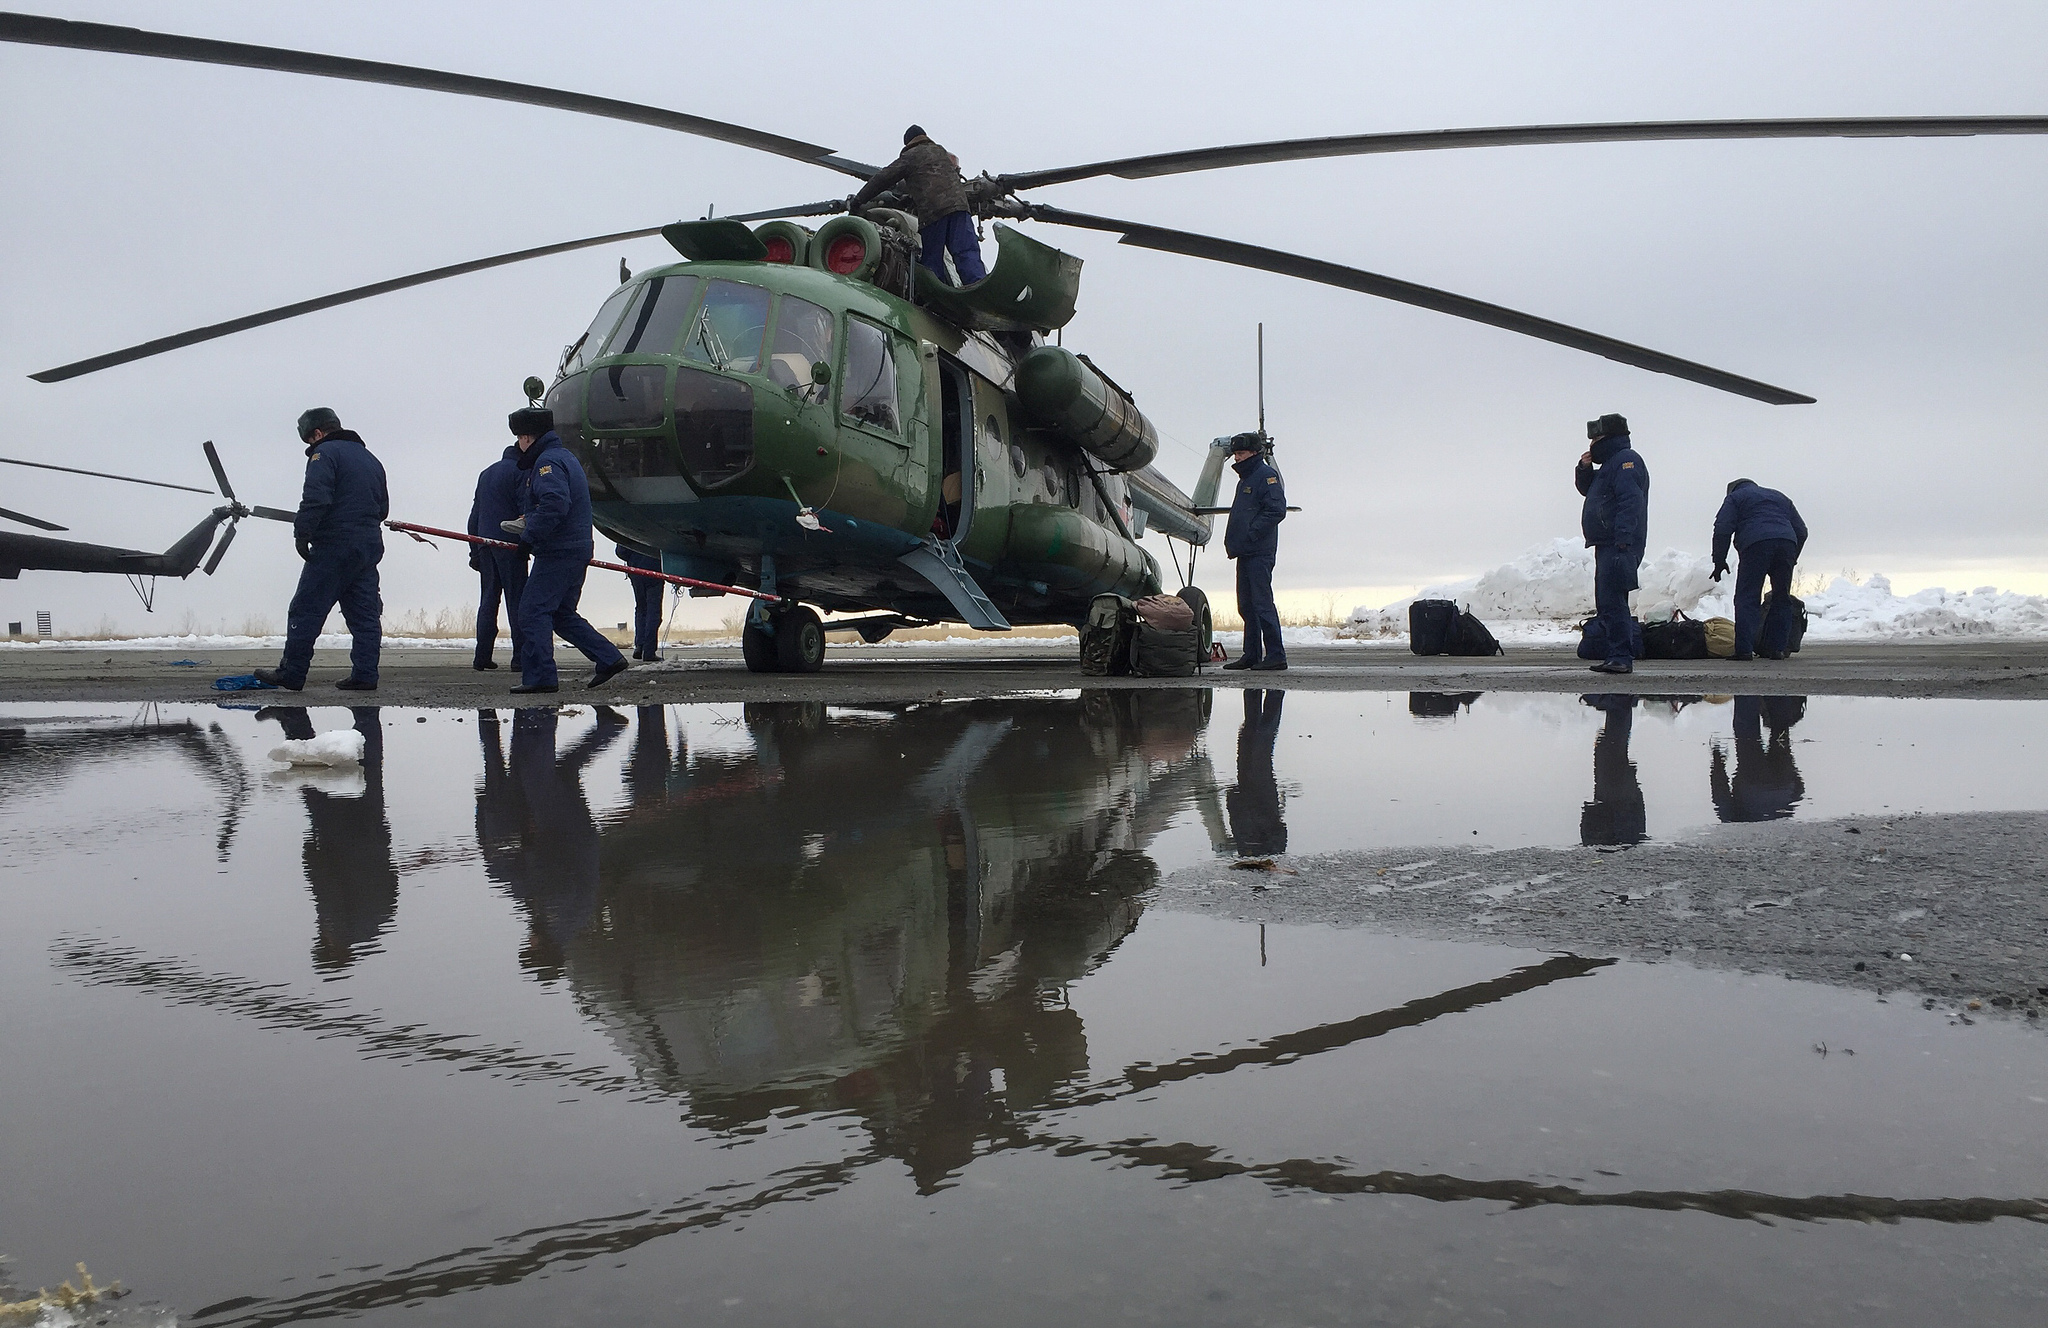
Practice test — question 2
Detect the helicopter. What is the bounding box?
[5,12,2042,671]
[0,444,292,609]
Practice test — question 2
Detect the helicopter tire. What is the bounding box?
[774,605,826,673]
[1175,585,1214,662]
[741,619,780,673]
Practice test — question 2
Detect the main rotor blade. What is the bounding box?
[0,453,215,494]
[0,12,876,178]
[0,504,67,532]
[202,520,236,576]
[1020,206,1814,405]
[250,506,297,524]
[202,439,235,501]
[29,224,665,382]
[1000,115,2048,190]
[725,199,852,223]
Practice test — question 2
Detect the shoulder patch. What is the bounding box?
[309,453,320,460]
[1267,476,1279,483]
[538,465,552,475]
[1621,462,1635,469]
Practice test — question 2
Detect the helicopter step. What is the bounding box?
[898,536,1011,632]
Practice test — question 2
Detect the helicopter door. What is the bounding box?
[936,356,974,545]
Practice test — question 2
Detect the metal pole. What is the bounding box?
[383,521,777,601]
[1257,322,1265,439]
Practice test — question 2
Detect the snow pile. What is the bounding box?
[268,730,365,767]
[1341,539,2048,643]
[0,632,470,651]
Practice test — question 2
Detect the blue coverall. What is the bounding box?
[1712,481,1808,657]
[1576,434,1650,668]
[469,444,530,670]
[616,544,664,658]
[921,212,987,286]
[514,433,625,688]
[1224,452,1289,665]
[279,430,388,686]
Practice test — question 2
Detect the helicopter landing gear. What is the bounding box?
[1176,585,1214,664]
[740,601,826,674]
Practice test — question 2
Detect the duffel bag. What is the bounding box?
[1447,609,1504,656]
[1080,593,1134,676]
[1577,615,1644,661]
[1642,611,1710,660]
[1703,616,1738,658]
[1134,593,1195,631]
[1409,599,1458,655]
[1130,622,1201,677]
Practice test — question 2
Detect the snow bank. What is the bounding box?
[0,633,469,651]
[1341,539,2048,644]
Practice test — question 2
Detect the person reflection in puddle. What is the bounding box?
[490,706,627,976]
[259,706,398,971]
[1712,695,1807,822]
[623,705,679,808]
[1227,689,1288,856]
[1579,694,1647,846]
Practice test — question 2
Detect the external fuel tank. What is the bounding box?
[1013,346,1160,473]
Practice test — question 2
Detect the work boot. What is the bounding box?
[1731,652,1756,661]
[1221,656,1258,671]
[587,657,630,689]
[510,682,558,695]
[1590,661,1634,674]
[335,677,377,691]
[473,660,500,671]
[1250,659,1289,672]
[253,667,303,691]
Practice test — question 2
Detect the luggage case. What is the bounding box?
[1409,599,1459,655]
[1760,590,1810,653]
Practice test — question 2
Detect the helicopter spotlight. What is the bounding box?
[0,444,294,609]
[4,12,2043,666]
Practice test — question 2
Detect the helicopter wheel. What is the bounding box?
[774,605,826,673]
[741,617,779,673]
[1175,585,1213,663]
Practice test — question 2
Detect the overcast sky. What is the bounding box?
[2,0,2043,637]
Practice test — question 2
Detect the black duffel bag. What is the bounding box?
[1760,590,1810,653]
[1409,599,1459,655]
[1447,609,1504,656]
[1641,610,1710,660]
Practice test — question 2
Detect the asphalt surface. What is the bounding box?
[1159,810,2048,1017]
[3,639,2048,705]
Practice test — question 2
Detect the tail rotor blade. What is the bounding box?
[0,504,68,532]
[202,520,237,575]
[250,505,297,524]
[202,440,236,501]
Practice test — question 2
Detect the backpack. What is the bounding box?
[1080,593,1134,676]
[1129,619,1200,677]
[1408,599,1459,655]
[1409,690,1482,718]
[1446,609,1504,656]
[1761,590,1809,653]
[1577,615,1643,660]
[1641,610,1710,660]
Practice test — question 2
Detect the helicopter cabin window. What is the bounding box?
[587,364,668,431]
[587,435,685,484]
[840,317,901,435]
[1010,443,1027,479]
[672,366,755,487]
[561,285,637,376]
[545,372,588,446]
[600,274,701,358]
[1041,454,1079,507]
[768,297,834,397]
[681,279,770,376]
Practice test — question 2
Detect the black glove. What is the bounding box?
[468,549,483,572]
[295,538,312,562]
[1711,562,1728,582]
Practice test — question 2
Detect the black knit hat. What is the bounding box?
[296,406,341,441]
[903,124,926,144]
[508,406,554,437]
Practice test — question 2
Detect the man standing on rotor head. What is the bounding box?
[256,407,387,692]
[1222,433,1288,672]
[1576,413,1649,675]
[847,126,986,287]
[500,406,628,695]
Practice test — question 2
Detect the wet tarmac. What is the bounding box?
[2,691,2044,1325]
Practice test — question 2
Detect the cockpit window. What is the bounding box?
[600,274,701,358]
[768,296,834,398]
[560,285,636,377]
[841,317,901,435]
[681,279,770,375]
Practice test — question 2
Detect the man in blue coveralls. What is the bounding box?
[1221,432,1289,673]
[256,407,388,692]
[467,438,529,672]
[502,406,628,695]
[1575,413,1649,676]
[1711,478,1808,661]
[615,543,665,661]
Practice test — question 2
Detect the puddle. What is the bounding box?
[2,693,2045,1326]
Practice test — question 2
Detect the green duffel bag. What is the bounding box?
[1129,621,1201,677]
[1081,593,1135,676]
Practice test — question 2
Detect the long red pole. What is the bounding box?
[384,520,777,602]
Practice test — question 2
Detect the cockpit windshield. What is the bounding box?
[681,280,770,376]
[600,274,702,358]
[559,285,636,377]
[768,296,834,399]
